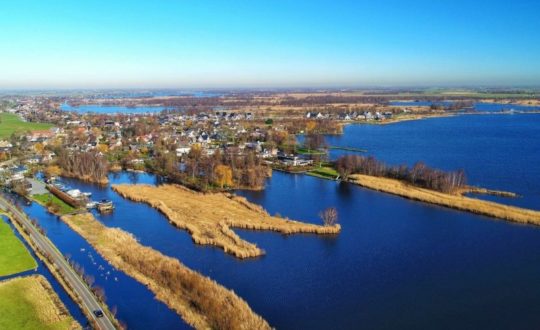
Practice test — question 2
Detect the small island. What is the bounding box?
[112,183,341,258]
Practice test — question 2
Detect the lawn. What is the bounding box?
[0,276,79,330]
[0,217,37,277]
[307,166,340,180]
[296,147,326,155]
[33,193,76,215]
[0,113,53,139]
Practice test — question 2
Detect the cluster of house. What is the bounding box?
[306,111,393,121]
[1,96,342,192]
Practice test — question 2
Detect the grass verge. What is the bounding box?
[32,193,76,215]
[0,216,37,277]
[0,275,80,330]
[307,166,340,180]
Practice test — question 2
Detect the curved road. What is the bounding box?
[0,196,116,330]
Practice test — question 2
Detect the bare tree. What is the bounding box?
[319,207,338,226]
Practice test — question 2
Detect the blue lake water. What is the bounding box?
[20,113,540,329]
[325,114,540,210]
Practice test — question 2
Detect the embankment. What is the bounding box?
[350,174,540,225]
[61,213,271,330]
[112,184,341,259]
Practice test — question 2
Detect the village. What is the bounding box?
[0,93,416,207]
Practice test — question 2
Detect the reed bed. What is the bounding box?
[112,184,341,259]
[350,174,540,225]
[61,213,270,330]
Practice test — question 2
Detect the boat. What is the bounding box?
[86,201,97,209]
[97,199,114,213]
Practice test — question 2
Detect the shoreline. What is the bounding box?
[349,174,540,225]
[61,212,271,330]
[112,184,340,259]
[61,172,109,185]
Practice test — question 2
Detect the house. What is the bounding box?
[277,154,313,166]
[28,130,54,142]
[0,140,13,153]
[176,145,191,157]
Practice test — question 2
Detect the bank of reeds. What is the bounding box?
[112,184,341,259]
[60,171,109,185]
[350,174,540,225]
[61,213,271,330]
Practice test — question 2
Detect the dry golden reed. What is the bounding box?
[61,213,270,330]
[112,184,341,259]
[350,174,540,225]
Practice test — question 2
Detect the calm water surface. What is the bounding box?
[22,113,540,329]
[325,114,540,210]
[17,195,189,330]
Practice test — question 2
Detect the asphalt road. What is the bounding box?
[0,196,116,330]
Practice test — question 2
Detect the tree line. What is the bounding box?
[56,150,109,183]
[335,155,467,193]
[148,145,269,192]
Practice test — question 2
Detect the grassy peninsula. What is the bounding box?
[32,193,76,215]
[61,212,270,330]
[0,275,80,330]
[112,184,341,259]
[0,217,37,277]
[350,174,540,225]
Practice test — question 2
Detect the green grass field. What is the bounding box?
[0,217,37,277]
[0,276,78,330]
[307,166,339,180]
[297,147,326,155]
[0,113,53,139]
[33,193,76,215]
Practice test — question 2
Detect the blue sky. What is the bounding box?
[1,0,539,88]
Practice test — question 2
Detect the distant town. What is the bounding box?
[3,88,537,198]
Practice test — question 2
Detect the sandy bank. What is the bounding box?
[112,184,340,258]
[61,213,270,330]
[350,174,540,225]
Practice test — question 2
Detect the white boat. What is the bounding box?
[86,201,97,209]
